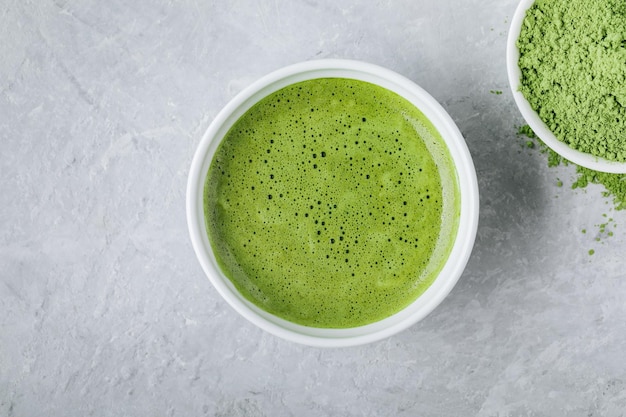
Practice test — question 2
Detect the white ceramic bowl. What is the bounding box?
[507,0,626,174]
[187,59,479,347]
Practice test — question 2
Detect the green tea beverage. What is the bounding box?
[204,78,459,328]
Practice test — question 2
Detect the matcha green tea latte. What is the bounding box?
[517,0,626,162]
[204,78,460,328]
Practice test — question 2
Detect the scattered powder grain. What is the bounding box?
[518,124,626,211]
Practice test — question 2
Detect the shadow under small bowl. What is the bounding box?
[186,59,479,347]
[507,0,626,174]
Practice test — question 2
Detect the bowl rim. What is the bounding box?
[186,59,479,347]
[506,0,626,174]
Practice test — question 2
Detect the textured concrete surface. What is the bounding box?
[2,1,626,416]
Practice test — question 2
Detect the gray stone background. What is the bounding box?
[2,0,626,416]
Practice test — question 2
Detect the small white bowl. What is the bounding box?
[507,0,626,174]
[186,59,479,347]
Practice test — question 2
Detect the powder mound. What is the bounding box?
[517,0,626,162]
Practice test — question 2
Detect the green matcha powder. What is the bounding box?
[517,0,626,161]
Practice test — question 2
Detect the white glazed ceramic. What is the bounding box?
[507,0,626,174]
[186,59,479,347]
